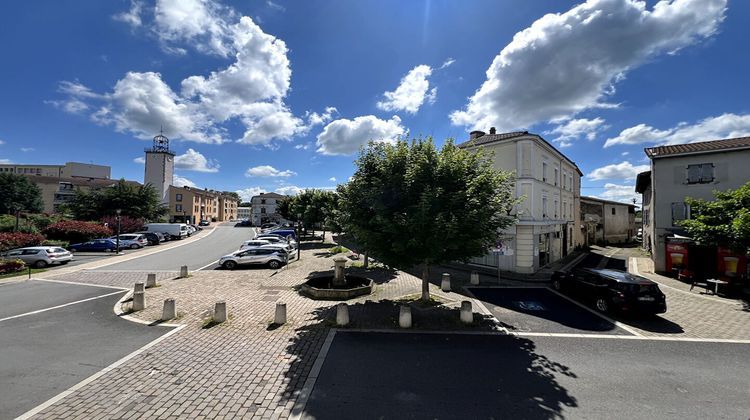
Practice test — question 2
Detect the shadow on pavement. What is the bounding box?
[280,302,578,419]
[612,314,684,334]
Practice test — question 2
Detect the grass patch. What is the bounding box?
[328,245,350,254]
[0,267,47,280]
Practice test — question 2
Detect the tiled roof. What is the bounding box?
[645,136,750,158]
[455,131,528,148]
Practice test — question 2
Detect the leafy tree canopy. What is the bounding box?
[681,181,750,252]
[63,179,167,221]
[338,137,517,300]
[0,173,43,214]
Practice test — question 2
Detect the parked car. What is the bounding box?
[256,234,297,249]
[219,248,287,270]
[260,223,278,230]
[239,239,271,250]
[69,239,121,253]
[551,268,667,315]
[144,223,189,239]
[187,225,197,236]
[267,229,297,240]
[199,220,210,226]
[1,246,73,268]
[110,234,148,249]
[236,220,252,227]
[134,231,164,245]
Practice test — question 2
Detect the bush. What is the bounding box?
[42,239,69,248]
[0,259,25,274]
[43,220,112,244]
[0,232,46,252]
[100,215,146,234]
[329,245,350,254]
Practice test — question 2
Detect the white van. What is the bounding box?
[145,223,190,239]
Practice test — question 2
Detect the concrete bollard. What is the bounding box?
[162,298,176,321]
[460,301,473,324]
[274,302,287,325]
[132,291,145,311]
[470,271,480,286]
[336,303,349,326]
[179,265,188,278]
[213,301,227,324]
[399,305,412,328]
[134,281,145,293]
[441,273,451,292]
[146,273,157,288]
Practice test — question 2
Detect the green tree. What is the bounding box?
[0,173,44,216]
[681,181,750,252]
[222,191,241,201]
[63,179,166,221]
[338,138,517,301]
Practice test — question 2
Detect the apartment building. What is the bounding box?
[458,129,583,274]
[168,186,240,223]
[580,196,636,245]
[250,192,287,226]
[237,207,251,220]
[0,161,111,179]
[636,136,750,273]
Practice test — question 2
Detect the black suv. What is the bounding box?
[552,268,667,315]
[134,231,164,245]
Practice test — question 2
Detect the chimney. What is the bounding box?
[489,127,496,135]
[469,130,486,140]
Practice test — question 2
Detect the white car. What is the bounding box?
[110,234,149,248]
[256,235,297,249]
[2,246,73,268]
[219,248,287,270]
[239,239,271,250]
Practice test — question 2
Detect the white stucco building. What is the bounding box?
[458,129,584,274]
[237,207,251,220]
[250,192,287,226]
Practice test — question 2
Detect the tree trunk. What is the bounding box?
[363,252,369,268]
[421,263,430,302]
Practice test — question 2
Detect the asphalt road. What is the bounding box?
[0,280,171,419]
[302,331,750,420]
[92,224,256,271]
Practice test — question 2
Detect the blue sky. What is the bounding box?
[1,0,748,202]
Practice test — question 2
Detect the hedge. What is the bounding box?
[0,232,46,252]
[100,215,146,234]
[43,220,113,244]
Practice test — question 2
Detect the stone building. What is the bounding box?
[580,196,636,245]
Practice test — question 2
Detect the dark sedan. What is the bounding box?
[68,239,120,253]
[552,268,667,315]
[134,231,164,245]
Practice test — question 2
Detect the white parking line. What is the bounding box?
[196,260,219,271]
[546,287,643,337]
[290,329,337,420]
[0,290,125,323]
[29,278,129,291]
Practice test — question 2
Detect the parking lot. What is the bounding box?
[0,279,172,418]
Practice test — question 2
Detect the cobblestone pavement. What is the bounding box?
[32,238,465,419]
[626,257,750,340]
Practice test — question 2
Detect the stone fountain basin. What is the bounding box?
[300,274,373,300]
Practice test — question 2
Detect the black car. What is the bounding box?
[135,231,164,245]
[552,268,667,315]
[199,220,210,226]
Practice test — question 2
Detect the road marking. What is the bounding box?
[628,257,739,306]
[196,260,219,271]
[462,286,510,334]
[113,291,184,327]
[0,290,125,323]
[29,278,129,291]
[560,252,588,272]
[546,287,643,337]
[15,324,184,420]
[290,329,337,420]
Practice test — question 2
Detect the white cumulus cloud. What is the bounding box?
[173,175,197,188]
[316,115,405,156]
[597,183,639,204]
[113,0,144,28]
[133,157,146,164]
[175,148,219,172]
[377,65,436,114]
[588,161,650,181]
[604,113,750,147]
[245,165,296,178]
[329,177,336,182]
[450,0,727,131]
[236,187,267,201]
[545,117,609,148]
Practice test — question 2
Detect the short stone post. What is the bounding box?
[179,265,188,278]
[460,301,473,324]
[132,291,145,311]
[332,256,347,287]
[274,302,287,325]
[470,271,480,286]
[146,273,157,288]
[336,303,349,326]
[213,301,227,324]
[399,305,412,328]
[441,273,451,292]
[162,298,176,321]
[134,281,145,294]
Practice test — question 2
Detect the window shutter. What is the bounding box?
[700,164,714,183]
[687,165,701,183]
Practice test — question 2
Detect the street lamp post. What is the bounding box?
[115,209,122,255]
[297,212,302,261]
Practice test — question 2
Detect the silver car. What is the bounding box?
[239,239,271,250]
[2,246,73,268]
[219,248,287,270]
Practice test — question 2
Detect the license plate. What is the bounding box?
[638,296,655,302]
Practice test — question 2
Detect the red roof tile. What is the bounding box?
[645,136,750,158]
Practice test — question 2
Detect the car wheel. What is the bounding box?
[130,244,139,249]
[34,260,48,268]
[105,249,112,253]
[595,298,610,313]
[222,261,237,270]
[60,261,69,265]
[552,279,562,291]
[268,260,280,269]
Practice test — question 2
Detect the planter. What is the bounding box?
[300,274,373,300]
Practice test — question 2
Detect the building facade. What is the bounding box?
[636,136,750,272]
[458,129,583,274]
[168,186,239,223]
[237,207,251,220]
[250,192,287,226]
[0,162,110,179]
[144,132,175,204]
[580,196,636,245]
